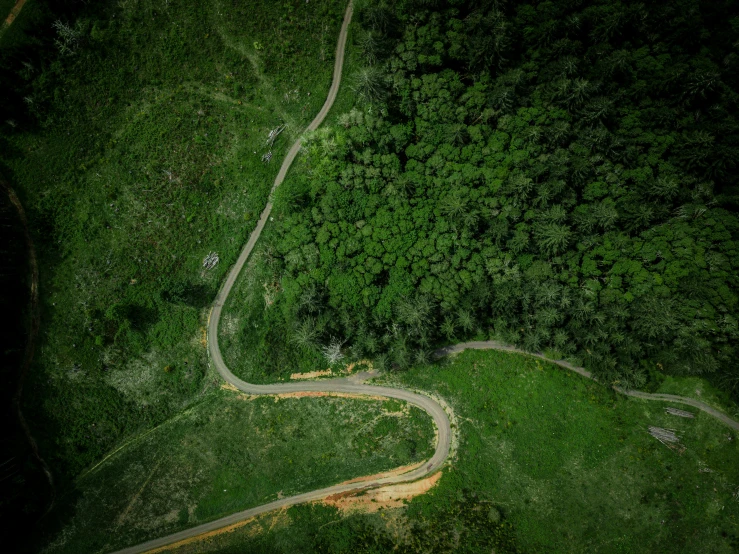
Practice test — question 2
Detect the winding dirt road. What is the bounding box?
[112,2,738,552]
[112,4,451,553]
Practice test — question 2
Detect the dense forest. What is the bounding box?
[248,0,739,394]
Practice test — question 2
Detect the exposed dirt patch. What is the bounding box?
[323,471,442,514]
[273,391,386,401]
[220,384,256,401]
[3,0,26,28]
[339,461,424,486]
[265,506,289,533]
[146,516,261,554]
[155,471,437,553]
[290,369,333,380]
[289,360,373,380]
[345,359,373,373]
[220,386,385,403]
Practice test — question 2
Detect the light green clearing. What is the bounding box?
[43,389,434,554]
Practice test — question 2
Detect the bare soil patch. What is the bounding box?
[339,461,424,486]
[290,369,332,380]
[289,360,373,380]
[273,391,386,401]
[2,0,26,27]
[323,471,443,514]
[146,516,260,554]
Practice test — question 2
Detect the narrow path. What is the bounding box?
[112,2,739,551]
[0,0,28,40]
[0,180,55,513]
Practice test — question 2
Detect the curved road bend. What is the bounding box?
[113,3,738,551]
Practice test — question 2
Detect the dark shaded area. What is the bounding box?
[0,1,93,133]
[161,281,216,309]
[1,0,344,548]
[0,186,48,547]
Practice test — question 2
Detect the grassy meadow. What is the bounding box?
[40,389,433,554]
[157,350,739,554]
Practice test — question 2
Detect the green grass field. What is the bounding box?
[160,350,739,554]
[40,388,434,554]
[396,350,739,553]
